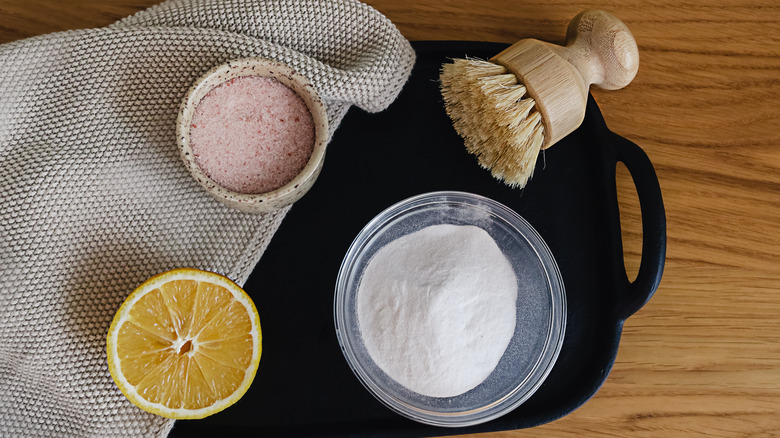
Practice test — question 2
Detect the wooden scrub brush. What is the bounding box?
[440,9,639,188]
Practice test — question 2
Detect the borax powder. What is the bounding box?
[357,224,518,398]
[190,76,315,194]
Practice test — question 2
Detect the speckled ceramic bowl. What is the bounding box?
[177,58,328,213]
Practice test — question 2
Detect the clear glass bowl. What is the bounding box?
[334,191,566,427]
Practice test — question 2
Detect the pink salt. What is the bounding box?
[190,76,315,194]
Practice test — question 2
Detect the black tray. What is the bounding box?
[170,41,666,437]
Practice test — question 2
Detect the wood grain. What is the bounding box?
[1,1,778,436]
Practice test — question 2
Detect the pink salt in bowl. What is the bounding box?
[177,58,329,213]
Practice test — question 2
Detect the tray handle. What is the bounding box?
[612,134,667,321]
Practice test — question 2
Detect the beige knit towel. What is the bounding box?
[0,0,415,436]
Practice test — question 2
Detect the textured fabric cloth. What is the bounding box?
[0,1,414,436]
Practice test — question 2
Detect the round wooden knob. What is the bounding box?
[564,9,639,90]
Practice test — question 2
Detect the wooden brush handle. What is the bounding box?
[491,9,638,148]
[559,9,639,90]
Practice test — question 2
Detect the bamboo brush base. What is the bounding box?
[492,40,588,149]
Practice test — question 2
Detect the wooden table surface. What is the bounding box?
[1,1,778,436]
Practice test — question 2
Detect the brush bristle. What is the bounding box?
[440,58,545,188]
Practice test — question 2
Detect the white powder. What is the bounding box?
[357,224,518,398]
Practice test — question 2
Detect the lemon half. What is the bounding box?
[106,268,261,419]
